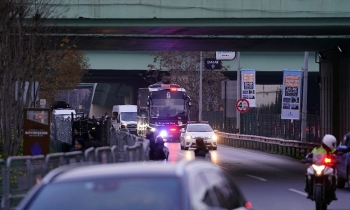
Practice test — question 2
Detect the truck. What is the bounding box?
[137,82,192,142]
[111,105,138,135]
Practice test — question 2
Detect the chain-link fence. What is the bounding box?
[203,111,321,143]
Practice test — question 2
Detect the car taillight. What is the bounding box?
[245,201,253,209]
[170,128,177,132]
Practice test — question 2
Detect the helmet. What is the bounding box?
[322,134,337,150]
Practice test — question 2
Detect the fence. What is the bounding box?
[0,129,149,210]
[203,111,321,143]
[217,132,320,158]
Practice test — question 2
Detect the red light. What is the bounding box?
[245,201,253,209]
[324,157,332,164]
[170,128,176,132]
[170,88,177,91]
[38,115,43,119]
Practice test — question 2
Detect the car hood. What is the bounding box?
[186,132,214,138]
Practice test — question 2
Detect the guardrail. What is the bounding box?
[217,132,320,158]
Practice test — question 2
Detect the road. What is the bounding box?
[165,142,350,210]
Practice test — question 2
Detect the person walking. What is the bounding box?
[153,136,167,161]
[84,130,102,150]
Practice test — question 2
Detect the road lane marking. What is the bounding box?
[289,188,307,196]
[246,174,267,181]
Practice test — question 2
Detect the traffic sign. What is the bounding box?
[216,51,236,60]
[235,98,250,113]
[205,58,221,70]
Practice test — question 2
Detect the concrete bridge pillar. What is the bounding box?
[319,47,350,143]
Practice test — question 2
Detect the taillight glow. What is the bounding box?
[170,88,177,91]
[170,128,176,132]
[324,157,332,164]
[245,201,253,209]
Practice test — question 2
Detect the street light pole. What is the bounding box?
[236,52,241,133]
[199,51,203,121]
[301,52,309,142]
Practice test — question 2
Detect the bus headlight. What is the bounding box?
[160,130,168,137]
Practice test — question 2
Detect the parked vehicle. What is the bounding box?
[17,160,252,210]
[180,121,218,150]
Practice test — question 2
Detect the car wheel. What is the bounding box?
[212,147,217,150]
[184,146,189,150]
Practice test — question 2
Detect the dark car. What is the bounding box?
[336,132,350,189]
[17,160,252,210]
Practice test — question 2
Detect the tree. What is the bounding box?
[0,0,89,157]
[147,52,229,120]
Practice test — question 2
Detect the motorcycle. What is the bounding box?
[301,154,337,210]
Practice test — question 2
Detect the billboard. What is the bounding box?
[241,69,256,107]
[281,70,302,120]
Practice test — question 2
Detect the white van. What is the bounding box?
[52,109,76,119]
[111,105,137,133]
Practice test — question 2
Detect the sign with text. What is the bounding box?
[281,70,302,120]
[205,58,221,70]
[236,98,250,113]
[241,69,256,107]
[216,51,236,60]
[23,108,51,156]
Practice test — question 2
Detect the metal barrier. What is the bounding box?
[217,132,320,158]
[1,131,149,210]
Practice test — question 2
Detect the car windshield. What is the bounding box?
[120,112,137,121]
[187,124,213,132]
[26,177,181,210]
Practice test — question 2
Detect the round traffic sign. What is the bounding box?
[235,98,250,113]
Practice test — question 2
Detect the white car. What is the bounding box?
[180,122,218,150]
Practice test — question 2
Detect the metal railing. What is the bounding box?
[217,132,320,158]
[0,130,150,210]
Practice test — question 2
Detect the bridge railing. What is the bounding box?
[217,131,320,158]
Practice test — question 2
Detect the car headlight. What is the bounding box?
[159,130,168,137]
[185,135,191,140]
[212,135,218,141]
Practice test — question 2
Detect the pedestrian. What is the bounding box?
[145,127,156,160]
[84,130,102,150]
[120,124,129,133]
[70,138,85,152]
[194,137,211,160]
[153,136,167,161]
[71,127,81,150]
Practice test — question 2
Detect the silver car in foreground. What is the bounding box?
[17,160,252,210]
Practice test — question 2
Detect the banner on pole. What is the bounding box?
[241,69,256,107]
[281,70,302,120]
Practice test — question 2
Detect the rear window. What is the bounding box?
[25,177,181,210]
[187,124,213,132]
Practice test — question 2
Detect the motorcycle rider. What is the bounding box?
[304,134,338,200]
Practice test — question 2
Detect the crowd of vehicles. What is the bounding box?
[137,83,192,141]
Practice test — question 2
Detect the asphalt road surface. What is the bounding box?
[166,142,350,210]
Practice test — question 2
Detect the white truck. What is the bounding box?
[111,105,138,134]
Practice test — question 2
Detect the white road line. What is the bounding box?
[289,188,307,196]
[246,174,267,181]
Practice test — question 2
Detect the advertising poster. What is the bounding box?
[241,69,256,107]
[281,70,302,120]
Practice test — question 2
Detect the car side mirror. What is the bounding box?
[336,145,348,155]
[180,128,185,133]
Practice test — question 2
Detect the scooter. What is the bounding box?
[301,154,337,210]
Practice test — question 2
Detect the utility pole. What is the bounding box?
[199,51,203,121]
[301,52,309,142]
[236,52,241,133]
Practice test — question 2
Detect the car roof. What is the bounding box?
[42,159,220,184]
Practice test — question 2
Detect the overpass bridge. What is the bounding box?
[48,0,350,141]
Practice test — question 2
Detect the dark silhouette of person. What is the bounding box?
[153,136,167,161]
[194,137,210,160]
[84,130,102,150]
[145,127,156,160]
